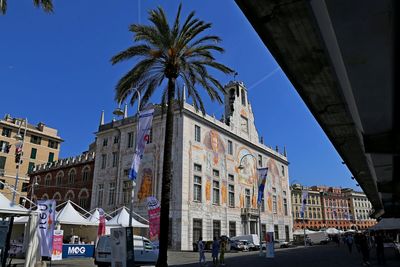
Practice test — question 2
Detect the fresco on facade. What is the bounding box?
[205,177,211,202]
[237,147,257,186]
[203,130,225,165]
[138,168,153,202]
[221,182,227,205]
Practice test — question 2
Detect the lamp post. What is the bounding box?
[238,153,263,256]
[29,176,39,209]
[11,118,28,205]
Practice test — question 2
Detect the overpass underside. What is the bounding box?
[235,0,399,218]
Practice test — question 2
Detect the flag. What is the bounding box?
[300,190,308,218]
[129,108,154,180]
[146,196,160,246]
[37,199,56,257]
[257,168,268,204]
[97,208,106,237]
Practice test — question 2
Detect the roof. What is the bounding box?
[106,207,148,228]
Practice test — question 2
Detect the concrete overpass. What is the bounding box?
[235,0,398,218]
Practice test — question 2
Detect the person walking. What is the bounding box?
[354,232,362,253]
[346,235,354,254]
[219,238,226,266]
[360,233,371,266]
[211,237,220,266]
[375,232,385,265]
[198,237,206,266]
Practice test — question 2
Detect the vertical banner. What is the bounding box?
[146,196,160,246]
[257,168,268,204]
[97,208,106,238]
[37,199,56,257]
[129,108,154,180]
[51,230,63,261]
[300,191,308,218]
[265,232,275,258]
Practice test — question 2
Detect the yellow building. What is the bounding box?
[0,114,63,204]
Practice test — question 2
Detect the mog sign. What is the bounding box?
[62,244,94,258]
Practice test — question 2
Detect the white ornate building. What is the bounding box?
[91,81,292,250]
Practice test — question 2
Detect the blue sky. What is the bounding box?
[0,0,355,189]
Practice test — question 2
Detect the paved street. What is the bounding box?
[8,243,399,267]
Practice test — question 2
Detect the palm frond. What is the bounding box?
[33,0,53,13]
[0,0,7,14]
[111,45,153,65]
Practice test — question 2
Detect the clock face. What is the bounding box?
[240,116,248,133]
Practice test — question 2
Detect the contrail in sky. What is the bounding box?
[247,66,281,91]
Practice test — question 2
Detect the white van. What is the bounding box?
[231,234,260,249]
[94,235,158,267]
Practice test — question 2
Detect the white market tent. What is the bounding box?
[369,218,400,231]
[56,201,97,226]
[293,229,318,235]
[325,228,340,234]
[0,193,30,216]
[106,207,148,228]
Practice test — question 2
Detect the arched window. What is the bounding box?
[65,190,75,201]
[45,174,52,186]
[56,171,64,186]
[241,89,246,106]
[53,192,62,202]
[68,169,76,184]
[78,188,89,209]
[82,166,90,183]
[42,193,49,200]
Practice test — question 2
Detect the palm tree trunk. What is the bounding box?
[156,78,175,267]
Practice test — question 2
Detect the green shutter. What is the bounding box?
[0,156,6,169]
[48,152,54,162]
[28,162,35,173]
[30,148,37,159]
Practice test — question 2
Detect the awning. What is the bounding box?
[0,193,30,216]
[106,207,148,228]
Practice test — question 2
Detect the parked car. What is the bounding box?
[230,240,245,251]
[94,235,158,267]
[239,240,250,251]
[231,234,260,249]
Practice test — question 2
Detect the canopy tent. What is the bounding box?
[56,201,97,226]
[88,208,108,223]
[0,193,30,216]
[369,218,400,231]
[106,207,148,228]
[293,229,318,235]
[325,228,340,234]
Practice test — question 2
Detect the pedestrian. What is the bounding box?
[212,236,220,266]
[220,238,226,266]
[354,232,361,253]
[360,234,370,266]
[346,235,354,254]
[375,232,385,265]
[198,237,206,266]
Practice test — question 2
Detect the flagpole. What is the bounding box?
[129,88,141,228]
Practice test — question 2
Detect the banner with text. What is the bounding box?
[147,196,160,246]
[301,191,308,218]
[129,108,154,180]
[37,199,56,257]
[52,229,63,261]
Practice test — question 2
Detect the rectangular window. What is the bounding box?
[261,197,265,212]
[0,141,10,153]
[28,162,35,173]
[48,140,58,149]
[108,182,115,205]
[245,189,251,208]
[113,135,119,144]
[194,163,202,172]
[21,182,29,192]
[213,220,221,238]
[229,221,236,238]
[0,179,5,190]
[281,165,285,176]
[228,184,235,207]
[285,225,290,242]
[213,181,220,205]
[228,140,233,155]
[273,195,277,213]
[193,219,202,244]
[97,184,104,206]
[1,127,12,137]
[30,148,37,159]
[146,128,153,144]
[283,198,288,216]
[213,169,219,177]
[0,156,7,172]
[112,152,118,167]
[127,132,134,148]
[261,224,267,242]
[258,154,262,167]
[103,138,108,147]
[274,225,279,240]
[101,154,107,169]
[48,152,54,163]
[30,135,41,145]
[228,174,234,182]
[193,175,202,202]
[123,181,131,205]
[194,125,201,142]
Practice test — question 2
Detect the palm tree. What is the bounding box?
[1,0,53,15]
[111,4,233,267]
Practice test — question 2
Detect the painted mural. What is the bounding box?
[203,130,225,165]
[205,178,211,202]
[237,147,257,186]
[221,182,227,205]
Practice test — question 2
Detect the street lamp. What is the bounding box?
[113,103,125,117]
[238,153,264,256]
[11,118,28,205]
[29,176,39,209]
